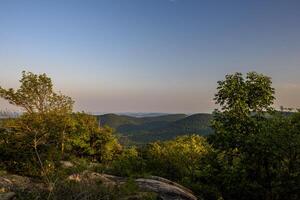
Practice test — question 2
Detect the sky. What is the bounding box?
[0,0,300,113]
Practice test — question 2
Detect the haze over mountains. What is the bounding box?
[96,113,213,143]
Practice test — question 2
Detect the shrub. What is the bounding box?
[110,146,146,177]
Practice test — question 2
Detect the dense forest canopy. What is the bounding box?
[0,71,299,200]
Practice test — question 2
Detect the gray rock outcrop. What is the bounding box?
[0,192,16,200]
[135,178,197,200]
[68,171,197,200]
[1,171,197,200]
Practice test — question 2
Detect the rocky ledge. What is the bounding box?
[0,171,197,200]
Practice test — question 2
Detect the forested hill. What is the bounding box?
[96,113,213,143]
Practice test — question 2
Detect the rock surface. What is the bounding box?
[0,175,33,191]
[68,171,197,200]
[1,171,197,200]
[67,170,119,187]
[135,178,197,200]
[60,160,74,168]
[0,174,46,195]
[0,192,16,200]
[149,176,194,195]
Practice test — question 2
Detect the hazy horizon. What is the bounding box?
[1,0,300,113]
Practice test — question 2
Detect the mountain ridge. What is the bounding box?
[96,113,213,143]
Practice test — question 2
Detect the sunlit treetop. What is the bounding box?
[214,71,275,114]
[0,71,74,114]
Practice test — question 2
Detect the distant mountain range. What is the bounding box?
[92,112,177,118]
[96,113,213,143]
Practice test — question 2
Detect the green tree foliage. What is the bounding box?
[210,72,300,200]
[239,112,300,200]
[146,135,212,180]
[65,112,122,163]
[214,71,275,114]
[0,71,75,176]
[211,72,275,150]
[0,71,74,114]
[110,146,146,176]
[92,126,122,163]
[0,71,121,176]
[0,112,74,175]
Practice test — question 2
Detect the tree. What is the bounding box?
[0,71,123,177]
[0,71,74,114]
[147,135,212,180]
[0,71,75,178]
[214,71,275,114]
[210,72,300,200]
[69,112,122,163]
[90,126,122,163]
[211,72,275,150]
[110,146,145,176]
[0,71,125,184]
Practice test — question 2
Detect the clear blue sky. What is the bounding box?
[0,0,300,113]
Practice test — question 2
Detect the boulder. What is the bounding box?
[1,172,198,200]
[0,177,13,192]
[0,192,16,200]
[60,161,74,168]
[135,178,197,200]
[0,174,45,192]
[149,176,194,194]
[68,171,197,200]
[0,175,31,190]
[67,170,118,187]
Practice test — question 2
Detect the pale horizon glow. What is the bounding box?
[0,0,300,113]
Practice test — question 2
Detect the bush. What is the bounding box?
[146,135,212,180]
[110,146,146,177]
